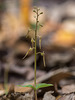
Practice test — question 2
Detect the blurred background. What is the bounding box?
[0,0,75,94]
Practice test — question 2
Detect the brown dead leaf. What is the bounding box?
[57,93,75,100]
[61,84,75,94]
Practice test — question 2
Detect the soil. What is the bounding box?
[0,91,75,100]
[0,92,33,100]
[0,91,56,100]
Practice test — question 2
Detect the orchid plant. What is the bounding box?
[19,7,53,100]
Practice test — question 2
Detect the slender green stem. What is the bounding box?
[4,67,9,95]
[34,9,38,100]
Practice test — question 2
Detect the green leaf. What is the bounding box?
[36,83,53,90]
[18,85,36,90]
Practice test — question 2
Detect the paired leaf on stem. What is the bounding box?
[19,83,53,90]
[36,83,53,90]
[18,85,36,90]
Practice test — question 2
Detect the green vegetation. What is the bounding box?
[19,7,53,100]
